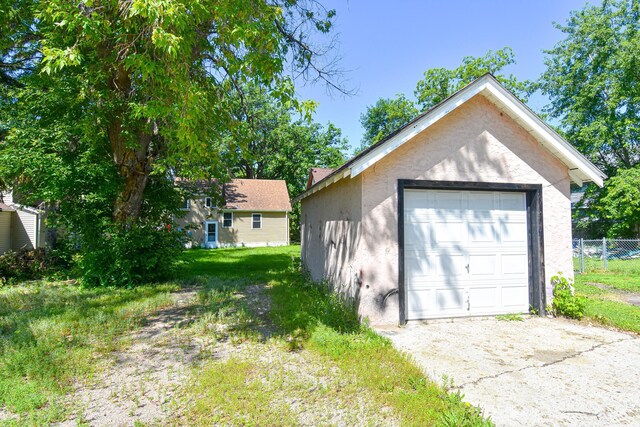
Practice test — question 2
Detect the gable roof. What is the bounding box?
[296,74,606,202]
[306,167,336,190]
[223,179,291,212]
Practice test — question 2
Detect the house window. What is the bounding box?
[252,213,262,229]
[204,197,213,208]
[223,212,233,228]
[181,197,190,210]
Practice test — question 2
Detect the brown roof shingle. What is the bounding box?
[223,179,291,212]
[306,167,336,190]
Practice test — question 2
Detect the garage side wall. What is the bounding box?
[359,95,572,324]
[300,175,363,303]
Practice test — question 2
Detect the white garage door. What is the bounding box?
[404,189,530,320]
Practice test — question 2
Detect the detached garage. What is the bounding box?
[297,74,605,325]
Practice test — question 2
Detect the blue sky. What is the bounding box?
[296,0,595,151]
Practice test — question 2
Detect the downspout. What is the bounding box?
[35,211,40,249]
[286,211,289,245]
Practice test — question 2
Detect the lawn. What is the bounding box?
[573,272,640,334]
[0,246,492,426]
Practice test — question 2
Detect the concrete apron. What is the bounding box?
[375,317,640,427]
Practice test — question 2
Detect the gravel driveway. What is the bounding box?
[376,317,640,427]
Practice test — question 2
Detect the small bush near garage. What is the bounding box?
[551,274,586,319]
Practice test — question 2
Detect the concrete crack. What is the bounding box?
[453,337,634,389]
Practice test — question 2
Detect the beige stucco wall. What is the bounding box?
[175,198,289,247]
[356,95,572,324]
[0,212,11,254]
[301,174,363,303]
[11,209,39,250]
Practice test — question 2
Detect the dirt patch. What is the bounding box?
[57,288,207,427]
[56,284,394,426]
[585,282,640,306]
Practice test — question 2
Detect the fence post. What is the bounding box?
[580,238,585,273]
[603,237,608,270]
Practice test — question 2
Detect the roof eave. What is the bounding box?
[296,74,605,201]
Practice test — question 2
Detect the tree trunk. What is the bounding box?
[106,63,153,225]
[108,116,153,224]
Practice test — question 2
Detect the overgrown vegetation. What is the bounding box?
[551,274,586,320]
[0,246,493,425]
[574,272,640,334]
[184,247,492,427]
[0,280,178,423]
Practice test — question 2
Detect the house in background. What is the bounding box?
[176,179,291,248]
[0,191,46,255]
[297,74,605,325]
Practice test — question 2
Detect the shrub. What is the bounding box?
[551,273,586,319]
[77,223,183,287]
[0,248,46,283]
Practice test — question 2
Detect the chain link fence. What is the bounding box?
[573,238,640,274]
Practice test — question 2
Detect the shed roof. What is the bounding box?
[296,74,606,202]
[306,167,336,190]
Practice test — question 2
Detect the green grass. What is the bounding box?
[184,247,492,427]
[574,272,640,292]
[0,280,178,424]
[573,272,640,334]
[0,246,491,426]
[574,257,640,275]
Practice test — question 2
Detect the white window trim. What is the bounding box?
[252,213,262,229]
[222,212,233,228]
[204,197,213,208]
[180,198,191,210]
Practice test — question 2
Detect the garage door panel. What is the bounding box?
[501,221,528,243]
[436,254,467,277]
[501,286,530,309]
[405,189,529,320]
[468,254,496,275]
[467,221,497,243]
[435,288,465,311]
[434,221,464,243]
[469,287,496,309]
[501,254,528,275]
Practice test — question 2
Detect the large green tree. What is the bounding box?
[222,83,347,241]
[414,47,530,111]
[357,48,529,153]
[539,0,640,237]
[0,0,343,283]
[357,94,418,152]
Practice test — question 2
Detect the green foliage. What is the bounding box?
[540,0,640,237]
[0,248,46,282]
[495,313,524,322]
[573,273,640,334]
[414,47,530,111]
[551,274,586,320]
[78,223,183,287]
[357,47,529,154]
[222,83,348,241]
[0,0,342,284]
[357,94,419,152]
[599,166,640,236]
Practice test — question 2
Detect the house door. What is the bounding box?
[204,221,218,249]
